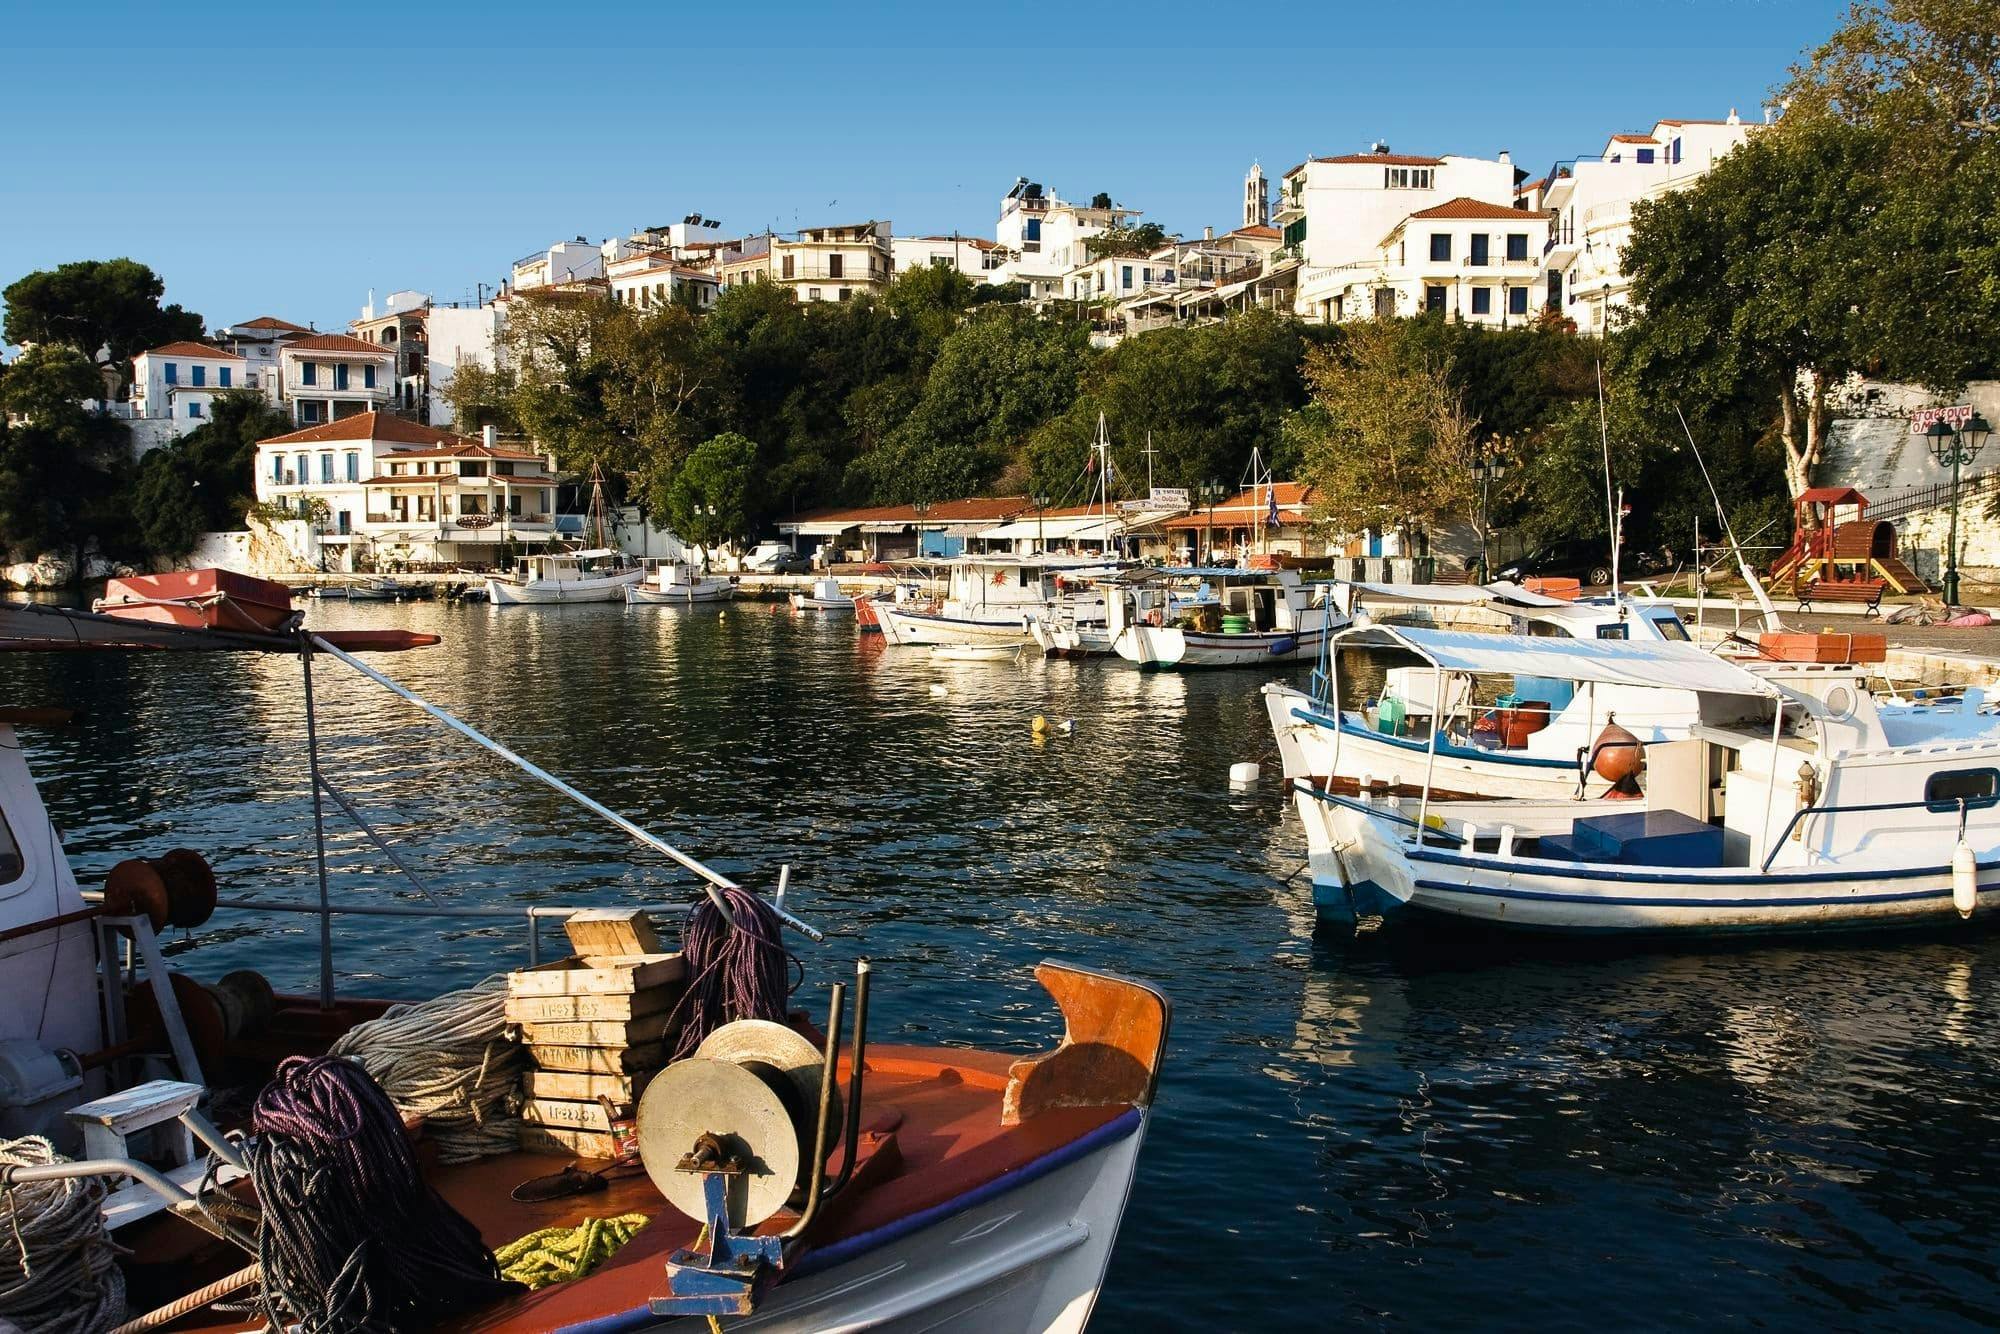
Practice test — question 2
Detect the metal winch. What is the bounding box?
[641,961,871,1318]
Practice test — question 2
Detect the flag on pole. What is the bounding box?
[1266,486,1280,528]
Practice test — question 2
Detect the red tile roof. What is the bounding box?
[1318,152,1445,167]
[382,442,545,462]
[137,341,245,362]
[1655,118,1734,126]
[258,411,468,448]
[233,316,311,332]
[1608,133,1658,143]
[1160,483,1315,529]
[1230,225,1281,239]
[284,333,394,356]
[1405,197,1533,221]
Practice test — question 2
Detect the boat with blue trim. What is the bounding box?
[1290,630,2000,936]
[1107,568,1348,669]
[877,556,1122,647]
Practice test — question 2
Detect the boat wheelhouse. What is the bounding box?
[624,560,735,605]
[486,547,644,605]
[876,556,1121,647]
[1107,568,1347,669]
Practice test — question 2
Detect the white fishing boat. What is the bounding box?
[486,548,644,605]
[625,560,735,605]
[930,642,1023,663]
[1292,630,2000,936]
[790,577,856,612]
[1108,568,1347,669]
[0,588,1171,1334]
[878,557,1116,647]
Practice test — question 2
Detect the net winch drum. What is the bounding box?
[637,1020,844,1229]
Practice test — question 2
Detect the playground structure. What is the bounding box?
[1768,487,1931,611]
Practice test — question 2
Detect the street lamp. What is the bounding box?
[913,498,931,561]
[1201,480,1224,566]
[1926,412,1992,606]
[1473,443,1506,581]
[1032,492,1050,556]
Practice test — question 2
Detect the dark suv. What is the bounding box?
[1496,539,1622,588]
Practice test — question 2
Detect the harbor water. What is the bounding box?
[7,599,2000,1330]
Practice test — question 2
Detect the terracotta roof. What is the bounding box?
[136,341,245,362]
[910,235,1001,250]
[1230,225,1281,239]
[1608,133,1658,143]
[1160,483,1315,529]
[785,496,1031,526]
[258,411,468,448]
[380,442,545,462]
[1404,197,1533,221]
[233,316,311,332]
[1655,118,1733,126]
[1317,152,1445,168]
[284,333,394,356]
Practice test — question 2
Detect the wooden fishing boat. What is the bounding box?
[625,562,735,606]
[789,577,856,612]
[90,569,303,635]
[0,591,1168,1333]
[1108,568,1346,669]
[488,549,645,605]
[930,642,1023,663]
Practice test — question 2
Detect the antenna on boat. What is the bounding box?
[1674,404,1784,631]
[1595,362,1622,608]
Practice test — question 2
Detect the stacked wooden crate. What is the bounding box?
[506,908,686,1159]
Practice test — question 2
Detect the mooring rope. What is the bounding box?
[249,1055,522,1332]
[327,979,526,1164]
[668,885,798,1060]
[0,1136,125,1334]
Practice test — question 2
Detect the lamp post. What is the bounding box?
[913,498,931,561]
[1032,492,1049,556]
[1926,411,1992,606]
[1202,480,1223,566]
[1473,443,1505,581]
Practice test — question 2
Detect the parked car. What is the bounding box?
[768,552,812,574]
[1496,539,1662,588]
[741,542,797,572]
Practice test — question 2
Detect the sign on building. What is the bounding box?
[1911,405,1975,434]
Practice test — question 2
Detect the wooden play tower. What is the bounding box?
[1768,487,1930,600]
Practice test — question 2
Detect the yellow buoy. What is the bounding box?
[1031,714,1049,735]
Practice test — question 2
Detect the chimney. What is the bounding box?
[1203,225,1214,240]
[1498,150,1511,166]
[482,425,497,450]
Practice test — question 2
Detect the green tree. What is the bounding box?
[1781,0,1999,161]
[0,344,137,567]
[1084,223,1170,259]
[124,391,296,557]
[3,259,204,370]
[666,433,759,555]
[130,449,206,559]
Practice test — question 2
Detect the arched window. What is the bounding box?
[381,328,398,344]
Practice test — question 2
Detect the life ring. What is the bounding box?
[1144,610,1163,626]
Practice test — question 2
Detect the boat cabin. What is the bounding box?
[508,547,626,582]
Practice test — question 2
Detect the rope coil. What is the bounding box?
[0,1135,126,1334]
[327,979,526,1164]
[668,886,797,1060]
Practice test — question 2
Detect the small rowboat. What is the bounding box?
[930,642,1022,663]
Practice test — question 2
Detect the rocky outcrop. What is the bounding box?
[2,553,75,590]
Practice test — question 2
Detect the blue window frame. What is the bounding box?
[1469,234,1489,267]
[295,453,307,478]
[1429,233,1451,262]
[164,362,178,384]
[219,367,231,387]
[1025,218,1041,242]
[1508,286,1529,316]
[363,365,376,389]
[345,453,359,482]
[334,364,350,391]
[1637,148,1655,164]
[1671,137,1683,164]
[1926,769,1998,812]
[319,454,333,483]
[271,454,283,481]
[1121,265,1133,289]
[187,401,202,418]
[192,365,206,387]
[302,361,317,386]
[1506,233,1528,262]
[1470,287,1492,315]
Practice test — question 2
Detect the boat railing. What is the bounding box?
[1761,793,1977,873]
[1293,779,1439,837]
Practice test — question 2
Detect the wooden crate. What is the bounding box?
[504,985,677,1025]
[522,1096,630,1133]
[516,1013,675,1049]
[525,1069,653,1103]
[519,1124,627,1161]
[527,1041,667,1074]
[562,908,664,959]
[506,953,685,998]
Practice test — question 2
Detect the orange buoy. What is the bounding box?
[1592,719,1643,786]
[103,859,170,931]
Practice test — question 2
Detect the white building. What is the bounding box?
[1316,198,1550,325]
[253,411,561,570]
[891,235,1005,279]
[1274,145,1519,322]
[511,238,604,292]
[606,250,720,312]
[991,181,1140,302]
[767,221,893,302]
[277,333,397,426]
[219,316,311,398]
[603,220,724,264]
[425,302,508,428]
[1539,112,1761,333]
[127,341,250,446]
[352,290,430,419]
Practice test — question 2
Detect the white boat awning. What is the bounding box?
[1341,625,1776,697]
[787,520,860,536]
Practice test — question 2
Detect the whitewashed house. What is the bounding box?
[425,302,507,428]
[1274,145,1520,322]
[1538,112,1762,333]
[126,341,250,450]
[891,235,1005,279]
[511,238,604,292]
[219,316,311,398]
[352,290,430,419]
[278,333,397,426]
[252,411,560,570]
[767,221,893,302]
[991,181,1140,303]
[1326,199,1551,326]
[607,250,719,312]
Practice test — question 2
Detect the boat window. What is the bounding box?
[1926,769,1999,812]
[1596,624,1629,640]
[1649,614,1691,641]
[0,804,21,886]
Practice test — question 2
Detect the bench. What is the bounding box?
[1798,578,1886,617]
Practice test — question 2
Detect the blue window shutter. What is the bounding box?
[192,365,205,387]
[303,361,317,385]
[364,365,376,388]
[220,367,231,387]
[164,362,178,384]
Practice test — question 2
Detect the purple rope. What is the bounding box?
[250,1055,521,1331]
[668,886,798,1059]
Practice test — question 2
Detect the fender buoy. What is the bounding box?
[1267,636,1298,656]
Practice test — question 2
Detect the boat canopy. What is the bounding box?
[565,547,617,560]
[1337,625,1776,698]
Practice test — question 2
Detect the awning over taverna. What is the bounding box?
[1336,625,1777,697]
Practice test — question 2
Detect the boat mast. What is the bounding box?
[588,464,610,553]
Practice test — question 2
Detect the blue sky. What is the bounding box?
[1,1,1843,335]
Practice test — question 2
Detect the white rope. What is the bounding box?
[327,979,526,1164]
[0,1136,125,1334]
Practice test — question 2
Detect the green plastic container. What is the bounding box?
[1221,614,1252,635]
